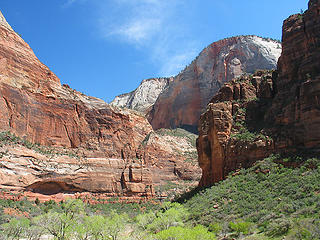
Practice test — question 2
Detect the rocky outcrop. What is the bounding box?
[197,71,275,186]
[111,77,172,113]
[0,128,200,201]
[265,0,320,150]
[148,36,281,131]
[197,0,320,187]
[0,144,153,199]
[0,11,200,201]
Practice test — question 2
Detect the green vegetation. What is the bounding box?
[1,155,319,239]
[155,128,197,147]
[0,200,214,239]
[0,131,81,159]
[154,225,216,240]
[230,108,268,142]
[183,155,320,239]
[154,128,199,166]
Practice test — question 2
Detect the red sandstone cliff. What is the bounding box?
[265,0,320,150]
[0,11,200,201]
[197,0,320,187]
[197,71,275,186]
[147,36,281,132]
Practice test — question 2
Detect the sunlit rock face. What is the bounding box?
[265,0,320,149]
[111,77,172,113]
[197,71,275,186]
[147,35,281,131]
[0,11,201,201]
[197,0,320,187]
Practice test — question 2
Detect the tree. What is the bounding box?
[136,211,156,231]
[154,225,216,240]
[24,225,44,240]
[146,202,189,233]
[104,212,128,240]
[74,215,106,240]
[34,199,85,240]
[1,217,30,240]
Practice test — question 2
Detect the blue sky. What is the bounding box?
[0,0,307,102]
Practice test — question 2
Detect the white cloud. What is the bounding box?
[159,50,199,77]
[62,0,76,8]
[103,0,167,44]
[110,18,161,44]
[97,0,201,76]
[62,0,87,8]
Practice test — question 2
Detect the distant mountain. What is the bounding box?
[110,77,172,113]
[112,35,281,132]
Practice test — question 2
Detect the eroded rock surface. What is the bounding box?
[197,71,275,186]
[198,0,320,187]
[111,77,172,113]
[148,36,281,131]
[265,0,320,150]
[0,11,200,201]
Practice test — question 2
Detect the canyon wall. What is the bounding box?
[111,36,281,132]
[148,36,281,131]
[265,0,320,150]
[197,0,320,187]
[0,11,200,201]
[110,77,172,113]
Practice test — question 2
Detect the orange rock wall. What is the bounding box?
[197,0,320,187]
[0,14,201,200]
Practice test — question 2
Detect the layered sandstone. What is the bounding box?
[0,11,200,200]
[197,71,275,186]
[148,36,281,131]
[265,0,320,150]
[111,77,172,113]
[198,0,320,187]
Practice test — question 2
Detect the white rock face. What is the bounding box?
[0,11,13,31]
[193,35,281,109]
[112,35,281,128]
[249,35,282,66]
[111,77,172,112]
[148,35,282,130]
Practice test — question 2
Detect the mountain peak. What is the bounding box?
[0,11,13,31]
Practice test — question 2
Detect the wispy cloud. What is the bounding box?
[62,0,87,8]
[97,0,201,76]
[62,0,76,8]
[110,18,161,44]
[159,49,199,76]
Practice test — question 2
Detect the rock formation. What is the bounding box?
[197,0,320,187]
[148,35,281,131]
[112,36,281,132]
[197,71,276,186]
[111,77,172,113]
[265,0,320,150]
[0,11,200,201]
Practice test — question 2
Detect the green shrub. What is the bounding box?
[229,220,252,235]
[184,155,320,238]
[1,217,30,240]
[265,218,291,237]
[154,225,216,240]
[208,223,222,234]
[146,202,189,233]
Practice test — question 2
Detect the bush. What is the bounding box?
[208,223,222,234]
[154,225,216,240]
[1,217,30,240]
[265,218,291,237]
[146,202,189,233]
[184,155,320,238]
[229,220,252,235]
